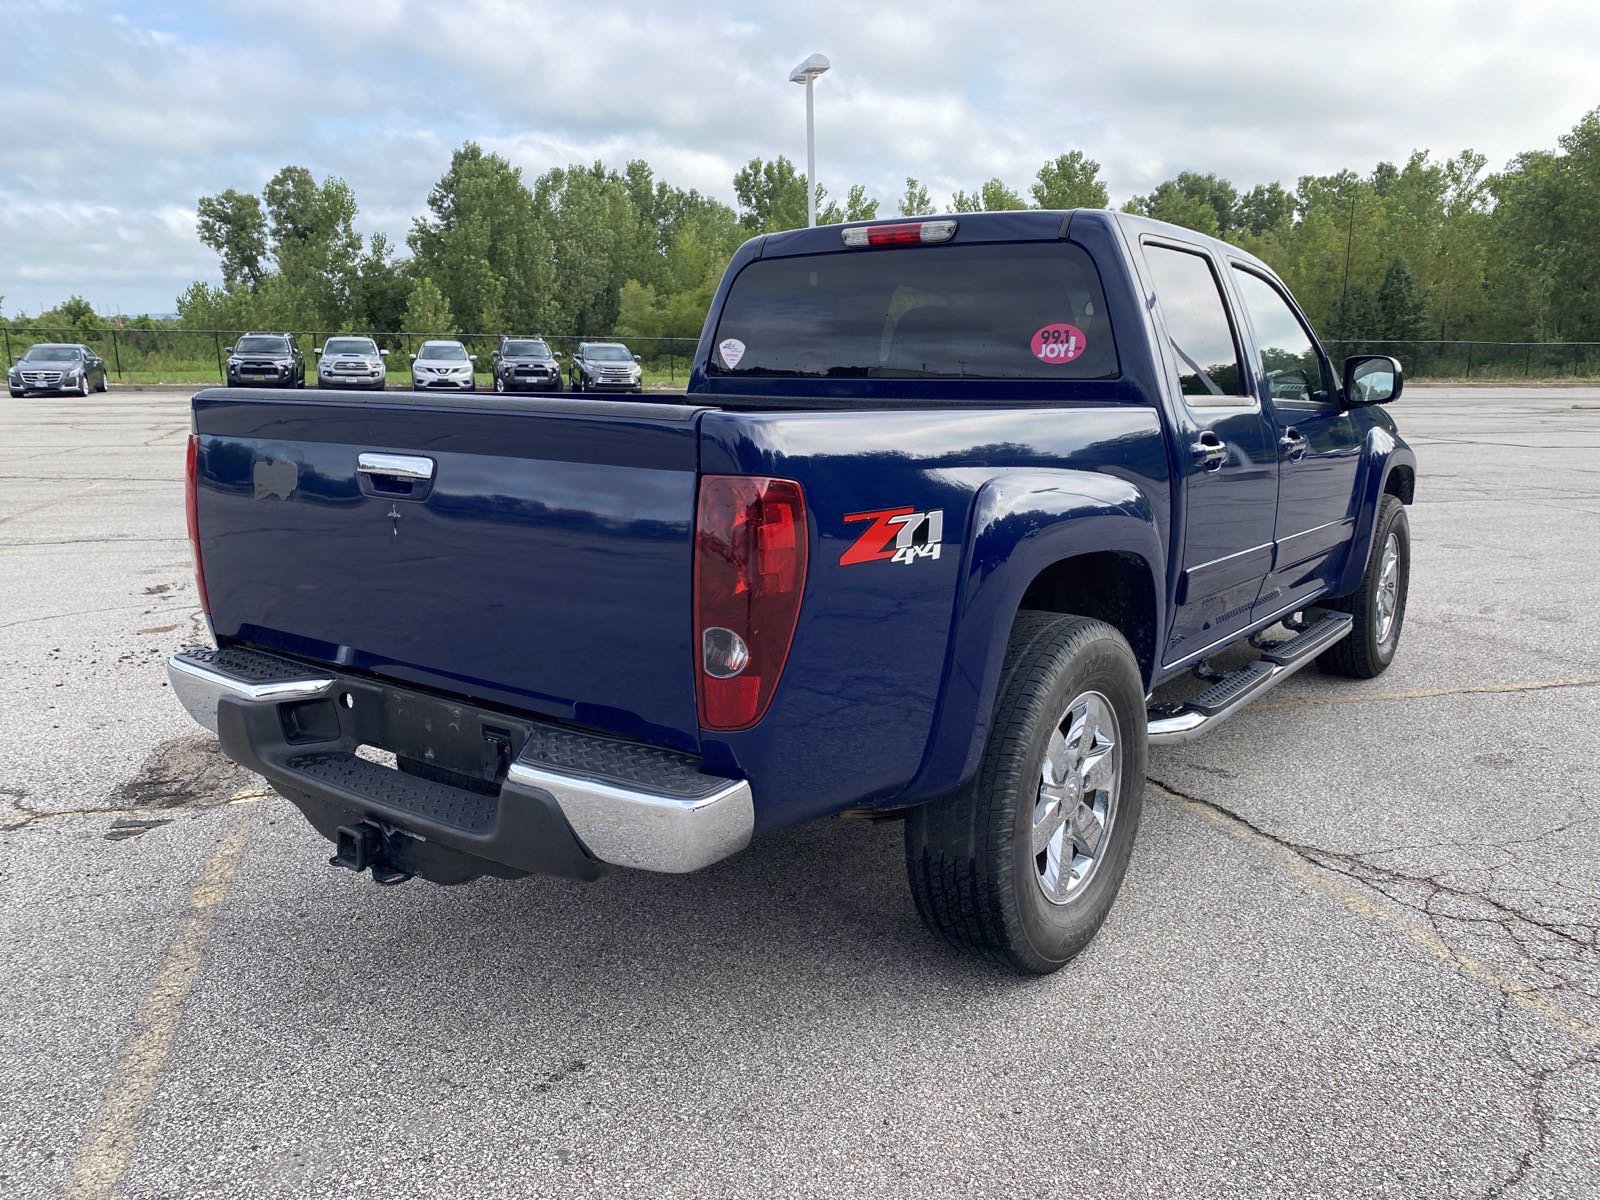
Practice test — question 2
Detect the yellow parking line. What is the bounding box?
[1254,675,1600,712]
[64,815,255,1200]
[1155,785,1599,1049]
[0,480,105,526]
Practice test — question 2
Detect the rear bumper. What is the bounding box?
[166,648,752,879]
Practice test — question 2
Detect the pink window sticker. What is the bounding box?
[1030,323,1088,365]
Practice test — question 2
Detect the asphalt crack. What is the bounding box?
[1150,775,1600,1197]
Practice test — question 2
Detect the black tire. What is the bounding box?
[572,374,584,393]
[96,372,108,393]
[1318,494,1409,678]
[8,389,23,399]
[905,612,1147,974]
[495,374,506,394]
[77,374,90,397]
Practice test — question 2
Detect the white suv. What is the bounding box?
[410,341,476,391]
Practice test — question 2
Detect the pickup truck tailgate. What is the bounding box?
[192,389,705,751]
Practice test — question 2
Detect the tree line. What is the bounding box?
[8,107,1600,350]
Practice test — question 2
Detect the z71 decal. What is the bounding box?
[840,507,945,566]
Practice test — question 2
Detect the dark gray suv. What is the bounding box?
[491,336,562,393]
[226,333,305,388]
[569,342,642,393]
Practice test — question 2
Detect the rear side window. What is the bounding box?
[710,242,1118,381]
[1143,244,1245,400]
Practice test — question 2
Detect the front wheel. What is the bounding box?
[1318,494,1409,678]
[905,612,1146,974]
[77,374,89,397]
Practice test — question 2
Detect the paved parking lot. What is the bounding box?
[2,384,1597,1199]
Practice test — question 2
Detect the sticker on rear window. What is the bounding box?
[1030,323,1087,364]
[718,338,746,369]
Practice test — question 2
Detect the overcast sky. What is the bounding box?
[3,0,1596,316]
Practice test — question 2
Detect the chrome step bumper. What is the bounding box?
[166,647,752,875]
[1147,611,1353,746]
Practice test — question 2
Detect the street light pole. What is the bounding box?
[789,53,830,227]
[805,76,816,227]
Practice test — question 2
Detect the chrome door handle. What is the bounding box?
[1191,433,1228,470]
[357,452,434,481]
[1279,430,1308,462]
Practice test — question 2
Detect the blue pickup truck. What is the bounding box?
[168,209,1415,973]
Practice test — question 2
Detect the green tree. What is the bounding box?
[733,156,810,232]
[409,142,553,334]
[1375,258,1430,340]
[1124,172,1238,236]
[534,162,640,332]
[1235,183,1296,237]
[351,233,410,332]
[196,189,268,290]
[898,177,934,216]
[402,276,455,336]
[822,184,879,224]
[261,166,362,325]
[1030,151,1108,209]
[951,178,1027,212]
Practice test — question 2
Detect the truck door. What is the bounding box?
[1227,264,1363,617]
[1138,238,1278,666]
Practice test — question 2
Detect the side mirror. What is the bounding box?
[409,354,417,363]
[380,348,389,357]
[632,354,642,364]
[469,353,478,362]
[1343,355,1403,407]
[314,346,323,355]
[553,351,562,359]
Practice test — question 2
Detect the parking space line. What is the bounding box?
[64,814,255,1200]
[0,480,105,526]
[1255,675,1600,712]
[1154,785,1600,1049]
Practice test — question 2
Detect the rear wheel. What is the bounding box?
[905,612,1146,974]
[1318,494,1409,678]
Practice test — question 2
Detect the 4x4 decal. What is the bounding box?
[840,507,945,566]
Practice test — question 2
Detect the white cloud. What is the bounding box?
[1,0,1595,314]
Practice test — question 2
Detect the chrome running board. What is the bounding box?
[1147,611,1353,746]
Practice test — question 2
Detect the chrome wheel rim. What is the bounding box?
[1032,690,1122,905]
[1375,533,1400,644]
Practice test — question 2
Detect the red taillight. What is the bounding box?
[841,219,957,248]
[185,434,211,615]
[694,476,808,731]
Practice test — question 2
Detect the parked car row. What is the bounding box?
[229,333,646,395]
[7,343,110,396]
[5,334,647,398]
[484,336,646,395]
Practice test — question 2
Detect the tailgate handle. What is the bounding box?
[357,453,434,482]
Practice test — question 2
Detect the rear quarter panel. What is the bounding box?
[698,404,1169,830]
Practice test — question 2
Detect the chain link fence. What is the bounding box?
[0,328,704,387]
[1324,339,1600,380]
[7,327,1600,385]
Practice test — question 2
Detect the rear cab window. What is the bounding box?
[709,242,1119,382]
